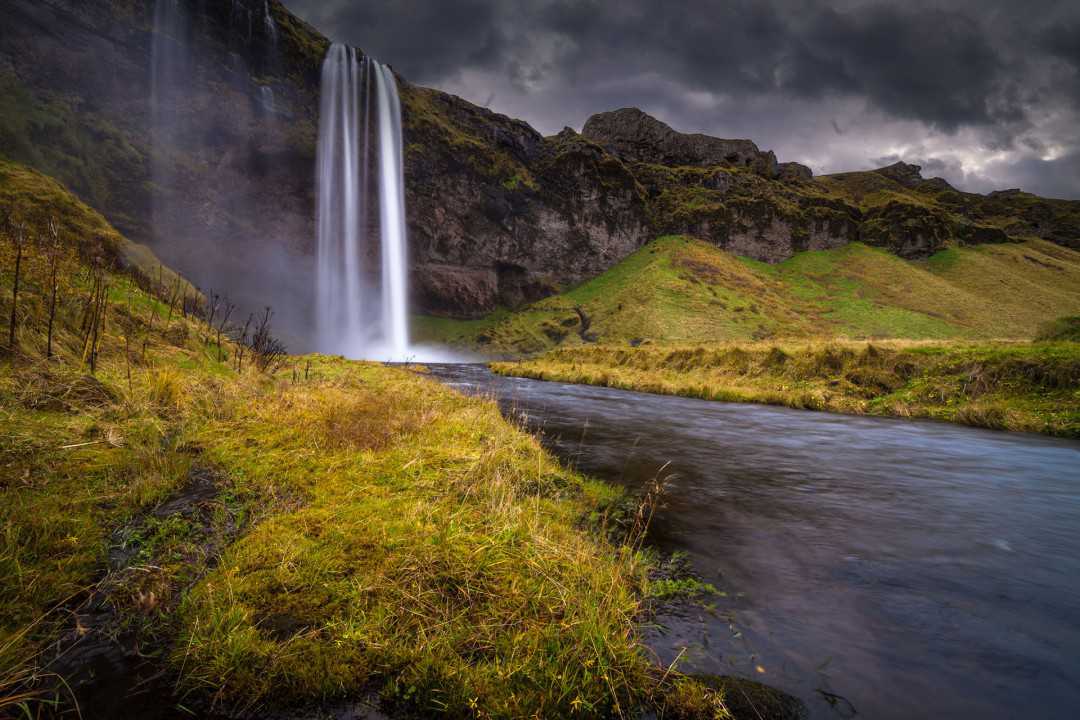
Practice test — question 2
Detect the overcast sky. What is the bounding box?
[283,0,1080,199]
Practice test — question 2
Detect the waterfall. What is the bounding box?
[373,62,410,358]
[316,43,410,360]
[259,85,275,113]
[263,1,278,48]
[316,45,365,354]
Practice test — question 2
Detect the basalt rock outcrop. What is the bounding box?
[400,91,651,317]
[1,0,1077,334]
[582,107,779,176]
[873,160,927,187]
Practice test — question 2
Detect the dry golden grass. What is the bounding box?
[173,359,659,717]
[494,339,1080,436]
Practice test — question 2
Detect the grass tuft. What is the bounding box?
[1036,315,1080,342]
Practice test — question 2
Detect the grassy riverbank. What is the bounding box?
[0,165,736,718]
[492,341,1080,437]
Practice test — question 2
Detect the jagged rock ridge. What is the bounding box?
[582,107,780,176]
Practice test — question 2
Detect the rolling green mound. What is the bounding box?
[415,235,1080,355]
[0,158,190,293]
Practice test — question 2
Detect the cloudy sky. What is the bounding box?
[283,0,1080,199]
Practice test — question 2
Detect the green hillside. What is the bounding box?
[416,235,1080,355]
[0,158,191,293]
[0,161,732,719]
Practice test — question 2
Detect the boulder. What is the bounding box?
[779,162,814,182]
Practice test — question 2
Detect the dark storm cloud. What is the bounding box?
[1044,21,1080,71]
[791,5,1009,130]
[285,0,506,80]
[1042,20,1080,107]
[535,0,1011,131]
[283,0,1080,198]
[999,151,1080,200]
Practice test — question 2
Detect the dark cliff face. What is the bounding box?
[1,0,1077,332]
[401,89,650,316]
[571,111,1062,262]
[0,0,327,338]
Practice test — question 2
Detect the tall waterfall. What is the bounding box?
[373,61,410,356]
[316,43,410,360]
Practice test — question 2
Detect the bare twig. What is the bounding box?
[250,306,287,372]
[166,275,182,324]
[45,217,62,359]
[235,313,253,373]
[215,301,234,362]
[7,217,26,352]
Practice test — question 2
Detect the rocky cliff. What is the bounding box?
[0,0,327,336]
[1,0,1077,337]
[400,89,651,317]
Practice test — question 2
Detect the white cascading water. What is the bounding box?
[263,1,279,48]
[373,62,410,357]
[259,85,275,112]
[316,43,410,360]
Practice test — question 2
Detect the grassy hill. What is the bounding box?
[416,235,1080,355]
[0,161,740,718]
[0,158,192,292]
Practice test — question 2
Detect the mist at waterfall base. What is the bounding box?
[148,0,317,352]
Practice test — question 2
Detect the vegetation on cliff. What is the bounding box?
[0,163,733,719]
[0,69,149,237]
[401,85,540,192]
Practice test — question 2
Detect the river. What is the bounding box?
[427,364,1080,720]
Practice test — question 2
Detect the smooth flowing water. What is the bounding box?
[316,43,410,360]
[428,364,1080,720]
[372,61,409,356]
[262,0,278,47]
